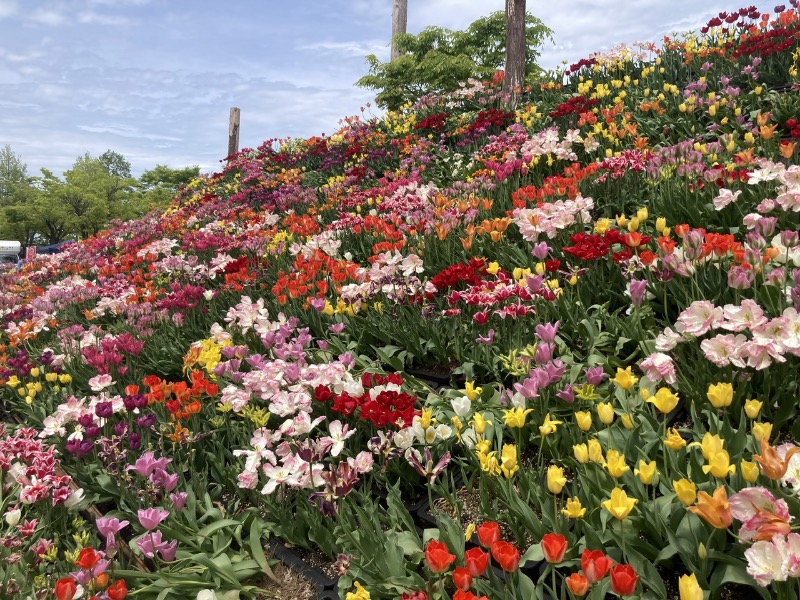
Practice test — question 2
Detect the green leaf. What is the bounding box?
[249,518,277,581]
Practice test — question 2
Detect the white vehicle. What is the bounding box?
[0,241,21,265]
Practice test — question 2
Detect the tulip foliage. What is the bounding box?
[1,3,800,599]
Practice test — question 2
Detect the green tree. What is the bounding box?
[0,145,30,206]
[133,164,200,212]
[356,10,552,110]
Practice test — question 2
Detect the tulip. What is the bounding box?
[698,433,724,460]
[464,547,489,577]
[503,406,533,428]
[753,422,773,443]
[491,540,520,572]
[566,573,590,596]
[54,578,77,600]
[107,580,128,600]
[424,539,455,573]
[648,387,680,413]
[613,367,638,390]
[673,479,697,506]
[539,413,563,436]
[452,566,472,591]
[602,488,638,520]
[744,399,763,419]
[547,465,567,494]
[741,460,759,483]
[581,549,613,583]
[562,496,586,519]
[575,411,593,432]
[753,438,800,480]
[596,402,615,425]
[635,460,657,485]
[702,450,736,478]
[664,428,687,450]
[541,533,568,563]
[74,547,102,569]
[688,486,732,529]
[678,573,703,600]
[573,443,589,464]
[707,382,733,408]
[604,450,630,478]
[587,439,604,464]
[137,508,170,530]
[621,414,635,429]
[476,522,500,549]
[610,564,639,596]
[500,444,519,479]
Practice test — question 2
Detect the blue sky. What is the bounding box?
[0,0,781,177]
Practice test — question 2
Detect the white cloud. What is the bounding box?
[29,8,67,26]
[77,11,132,25]
[76,124,182,142]
[0,0,18,19]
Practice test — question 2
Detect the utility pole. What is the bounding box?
[391,0,408,61]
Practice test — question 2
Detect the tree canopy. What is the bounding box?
[0,147,199,246]
[356,10,552,110]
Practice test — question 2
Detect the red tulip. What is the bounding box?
[476,521,500,548]
[107,580,128,600]
[581,549,613,583]
[541,533,568,563]
[565,573,590,597]
[424,539,455,573]
[491,540,520,572]
[610,564,639,596]
[464,547,489,577]
[74,547,102,570]
[453,566,472,591]
[453,591,488,600]
[54,578,77,600]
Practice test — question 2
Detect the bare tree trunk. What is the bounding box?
[503,0,526,108]
[391,0,408,61]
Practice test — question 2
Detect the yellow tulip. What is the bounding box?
[539,413,563,437]
[547,465,567,494]
[604,450,630,478]
[486,262,501,275]
[602,488,638,520]
[471,412,491,435]
[664,428,687,451]
[753,422,773,443]
[463,381,482,402]
[744,399,763,419]
[702,450,736,478]
[698,433,725,461]
[594,218,611,234]
[596,402,615,425]
[636,207,649,221]
[29,367,40,378]
[678,573,703,600]
[573,443,589,464]
[648,387,680,413]
[621,414,635,430]
[575,411,593,432]
[741,460,759,483]
[588,439,604,464]
[503,406,533,428]
[673,479,697,506]
[613,367,638,390]
[500,444,519,479]
[346,582,371,600]
[562,497,586,519]
[707,382,733,408]
[635,460,658,485]
[655,217,666,233]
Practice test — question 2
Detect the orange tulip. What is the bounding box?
[688,486,732,529]
[753,438,800,480]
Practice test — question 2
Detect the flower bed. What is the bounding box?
[1,4,800,599]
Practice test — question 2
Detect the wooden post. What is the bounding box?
[502,0,526,109]
[390,0,408,61]
[228,107,240,157]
